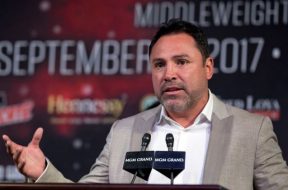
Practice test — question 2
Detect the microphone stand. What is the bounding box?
[170,171,174,185]
[131,171,138,184]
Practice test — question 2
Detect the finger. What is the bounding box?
[3,135,12,152]
[17,159,26,173]
[2,134,12,146]
[4,137,21,155]
[13,147,23,162]
[29,128,43,147]
[5,141,12,155]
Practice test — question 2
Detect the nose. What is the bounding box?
[164,63,177,82]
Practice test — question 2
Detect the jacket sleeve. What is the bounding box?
[35,121,116,183]
[254,116,288,189]
[35,159,73,183]
[78,123,114,183]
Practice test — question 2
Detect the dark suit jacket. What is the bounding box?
[37,94,288,190]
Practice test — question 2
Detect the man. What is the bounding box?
[3,19,288,189]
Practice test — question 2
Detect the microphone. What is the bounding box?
[130,133,151,183]
[123,133,154,183]
[153,133,185,185]
[166,133,174,184]
[141,133,151,151]
[166,133,174,152]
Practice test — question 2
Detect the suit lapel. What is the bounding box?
[202,114,233,183]
[202,94,233,184]
[129,106,161,151]
[129,106,161,184]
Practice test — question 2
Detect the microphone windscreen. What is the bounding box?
[141,133,151,149]
[165,133,174,150]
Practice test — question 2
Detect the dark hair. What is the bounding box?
[149,19,210,60]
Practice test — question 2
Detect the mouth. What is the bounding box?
[161,86,183,95]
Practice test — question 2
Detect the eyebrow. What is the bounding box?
[172,54,190,59]
[150,54,191,64]
[151,58,165,63]
[152,54,190,60]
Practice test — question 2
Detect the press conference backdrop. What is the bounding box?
[0,0,287,182]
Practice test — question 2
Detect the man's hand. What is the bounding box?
[2,127,46,180]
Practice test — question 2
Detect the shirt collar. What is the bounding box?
[156,90,213,126]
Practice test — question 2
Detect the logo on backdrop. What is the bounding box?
[0,92,34,127]
[222,95,281,121]
[47,94,126,125]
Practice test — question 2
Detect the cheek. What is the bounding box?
[152,75,161,92]
[182,71,203,88]
[152,77,159,86]
[152,71,161,82]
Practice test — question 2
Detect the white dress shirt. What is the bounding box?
[148,91,213,184]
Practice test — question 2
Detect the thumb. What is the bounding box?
[29,127,43,147]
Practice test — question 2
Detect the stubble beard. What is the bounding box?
[157,82,195,113]
[160,92,195,114]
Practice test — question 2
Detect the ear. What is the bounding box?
[205,57,214,80]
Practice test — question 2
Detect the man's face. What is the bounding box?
[150,33,214,114]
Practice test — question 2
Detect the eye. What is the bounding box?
[153,61,165,69]
[176,59,189,65]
